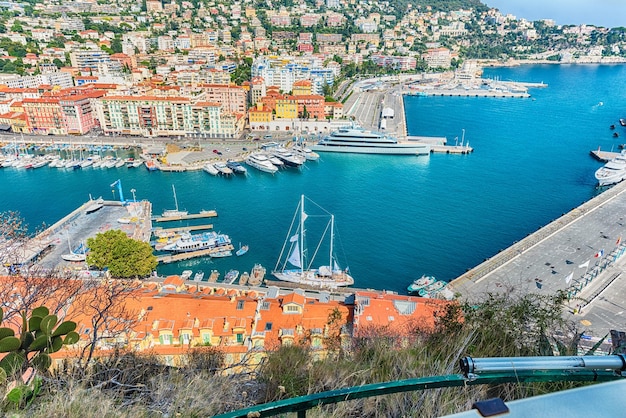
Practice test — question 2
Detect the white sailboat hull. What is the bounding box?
[273,270,354,288]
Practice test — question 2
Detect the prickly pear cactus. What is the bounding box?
[0,306,80,380]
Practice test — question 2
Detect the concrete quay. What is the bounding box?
[449,180,626,337]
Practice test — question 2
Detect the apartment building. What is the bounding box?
[96,95,240,138]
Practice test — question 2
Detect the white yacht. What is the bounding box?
[246,153,278,174]
[270,147,305,167]
[595,151,626,186]
[311,126,430,155]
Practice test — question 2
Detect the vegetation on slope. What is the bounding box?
[0,289,595,417]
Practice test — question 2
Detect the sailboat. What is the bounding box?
[161,184,188,218]
[61,239,87,262]
[273,195,354,288]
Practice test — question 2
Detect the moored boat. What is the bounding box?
[418,280,447,297]
[245,153,279,174]
[271,147,305,167]
[226,159,247,174]
[311,125,430,155]
[238,271,249,285]
[181,270,193,280]
[224,269,239,284]
[407,275,436,294]
[193,270,205,281]
[213,161,233,176]
[161,184,188,217]
[595,150,626,187]
[236,243,249,256]
[203,163,219,175]
[248,264,266,286]
[273,195,354,288]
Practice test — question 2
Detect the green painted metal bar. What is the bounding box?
[215,370,624,418]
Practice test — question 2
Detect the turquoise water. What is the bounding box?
[2,64,625,292]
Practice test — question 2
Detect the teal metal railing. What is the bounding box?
[215,355,626,418]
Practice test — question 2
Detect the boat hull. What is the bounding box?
[272,270,354,288]
[310,143,430,155]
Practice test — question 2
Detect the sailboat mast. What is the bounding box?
[172,185,179,211]
[330,214,334,269]
[299,194,305,273]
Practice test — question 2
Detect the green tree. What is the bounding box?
[86,229,156,279]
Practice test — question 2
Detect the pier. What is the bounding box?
[590,149,621,162]
[152,224,214,234]
[156,245,235,264]
[448,179,626,338]
[153,210,217,222]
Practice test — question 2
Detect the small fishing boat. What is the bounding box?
[224,269,239,284]
[248,264,266,286]
[407,275,436,294]
[236,243,249,257]
[208,270,220,282]
[181,270,193,280]
[194,270,205,281]
[238,272,249,285]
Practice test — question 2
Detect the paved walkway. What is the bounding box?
[449,180,626,337]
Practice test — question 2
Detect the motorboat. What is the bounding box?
[271,147,305,167]
[238,272,249,285]
[226,160,247,174]
[203,163,219,175]
[294,146,320,161]
[248,264,266,286]
[595,151,626,187]
[407,275,436,294]
[245,153,278,174]
[620,118,626,127]
[268,155,285,168]
[418,280,448,298]
[273,195,354,288]
[311,125,430,155]
[213,161,233,176]
[181,270,193,280]
[224,269,240,284]
[236,243,249,256]
[145,160,159,171]
[194,271,205,281]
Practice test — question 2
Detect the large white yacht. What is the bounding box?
[595,151,626,186]
[310,126,430,155]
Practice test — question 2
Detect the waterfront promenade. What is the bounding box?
[449,180,626,338]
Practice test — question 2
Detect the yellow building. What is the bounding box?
[249,103,272,125]
[292,79,312,96]
[275,98,298,119]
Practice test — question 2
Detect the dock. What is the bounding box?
[590,149,620,162]
[156,244,234,264]
[152,224,213,235]
[448,179,626,338]
[430,145,473,154]
[153,210,217,222]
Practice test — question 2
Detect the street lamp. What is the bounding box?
[130,188,136,202]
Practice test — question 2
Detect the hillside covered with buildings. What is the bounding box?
[0,0,621,138]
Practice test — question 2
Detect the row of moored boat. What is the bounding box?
[0,154,144,169]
